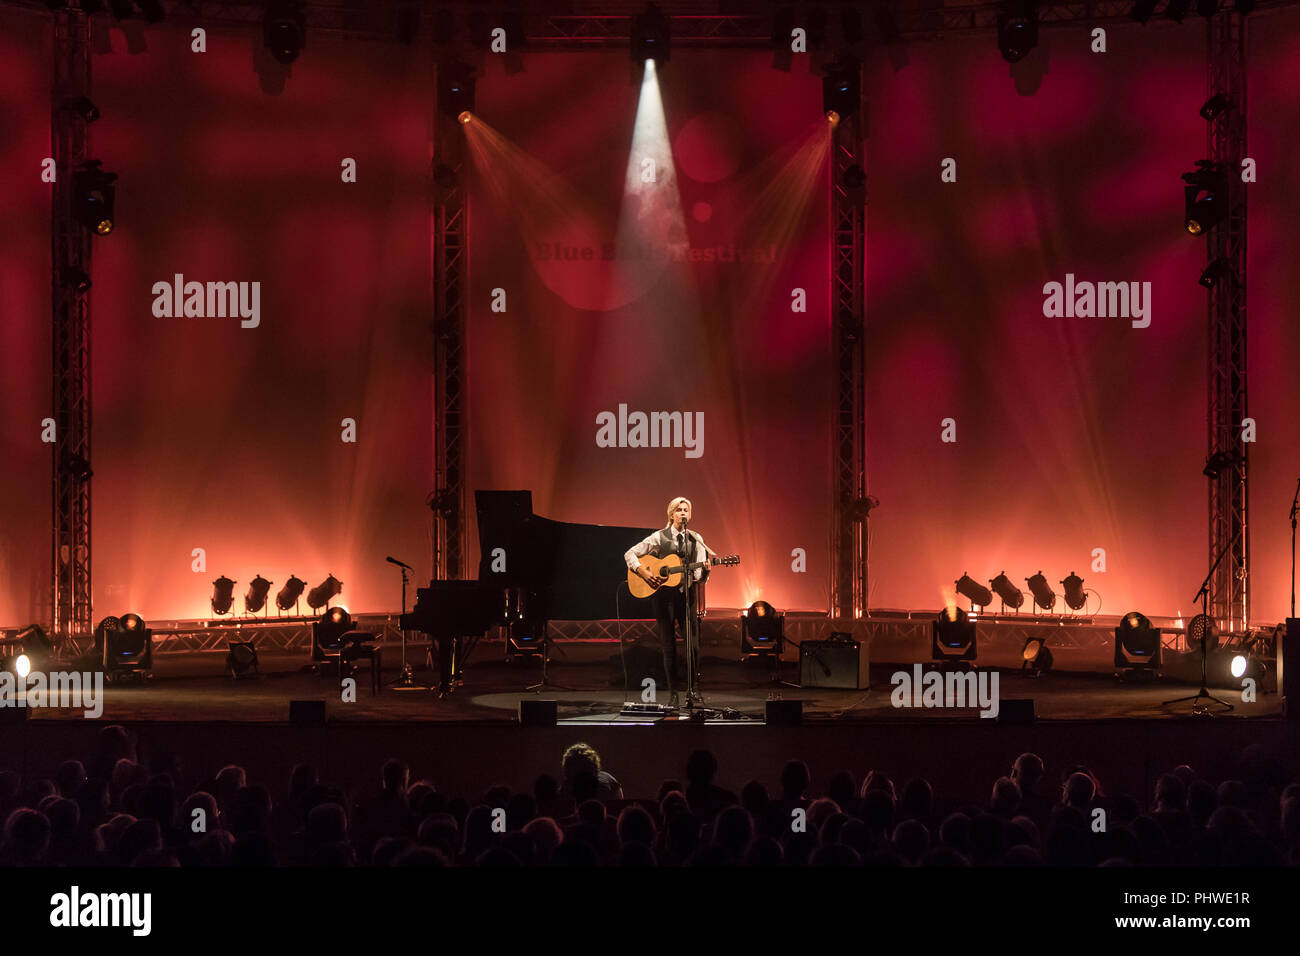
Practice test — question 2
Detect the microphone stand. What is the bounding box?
[1163,527,1240,714]
[386,557,431,692]
[680,521,705,713]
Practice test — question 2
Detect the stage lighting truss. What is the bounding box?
[741,601,785,658]
[211,576,236,616]
[1115,611,1161,679]
[932,606,976,664]
[1021,637,1053,676]
[1026,571,1057,613]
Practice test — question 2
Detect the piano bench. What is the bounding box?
[341,637,382,696]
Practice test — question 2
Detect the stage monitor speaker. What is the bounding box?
[997,698,1036,724]
[289,700,327,726]
[519,699,557,726]
[1282,619,1300,720]
[765,699,802,726]
[799,635,868,689]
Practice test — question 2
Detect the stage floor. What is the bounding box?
[20,649,1281,723]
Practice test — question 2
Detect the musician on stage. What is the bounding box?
[623,496,715,706]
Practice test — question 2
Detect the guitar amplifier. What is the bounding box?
[799,636,868,689]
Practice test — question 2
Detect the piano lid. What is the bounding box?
[475,490,656,621]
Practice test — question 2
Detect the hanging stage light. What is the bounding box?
[245,575,272,614]
[997,0,1039,62]
[211,576,236,616]
[439,61,476,121]
[1200,92,1232,121]
[1026,571,1056,612]
[1182,161,1226,235]
[1021,637,1053,675]
[63,267,91,294]
[1130,0,1159,24]
[1061,572,1087,612]
[1115,611,1161,679]
[276,575,307,613]
[822,59,860,120]
[955,573,993,609]
[932,606,977,663]
[264,0,305,65]
[73,160,117,235]
[307,574,343,611]
[62,96,100,123]
[989,573,1024,610]
[631,3,670,64]
[1199,258,1233,289]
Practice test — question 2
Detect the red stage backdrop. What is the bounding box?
[1,9,1298,626]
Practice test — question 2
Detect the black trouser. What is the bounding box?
[652,585,694,697]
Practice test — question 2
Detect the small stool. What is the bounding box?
[341,635,382,696]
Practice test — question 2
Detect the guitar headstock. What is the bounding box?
[718,554,740,566]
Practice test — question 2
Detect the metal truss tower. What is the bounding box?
[1205,9,1250,632]
[50,8,93,651]
[431,86,469,581]
[829,96,869,621]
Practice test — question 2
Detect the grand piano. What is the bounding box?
[400,491,656,691]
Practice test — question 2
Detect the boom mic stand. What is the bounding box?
[1163,527,1240,715]
[386,556,432,692]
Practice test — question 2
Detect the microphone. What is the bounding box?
[386,556,413,570]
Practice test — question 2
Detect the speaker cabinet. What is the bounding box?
[799,636,868,689]
[765,699,803,726]
[519,699,557,727]
[289,700,327,725]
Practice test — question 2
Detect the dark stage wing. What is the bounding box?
[474,490,655,622]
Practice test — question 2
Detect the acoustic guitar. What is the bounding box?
[628,552,740,599]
